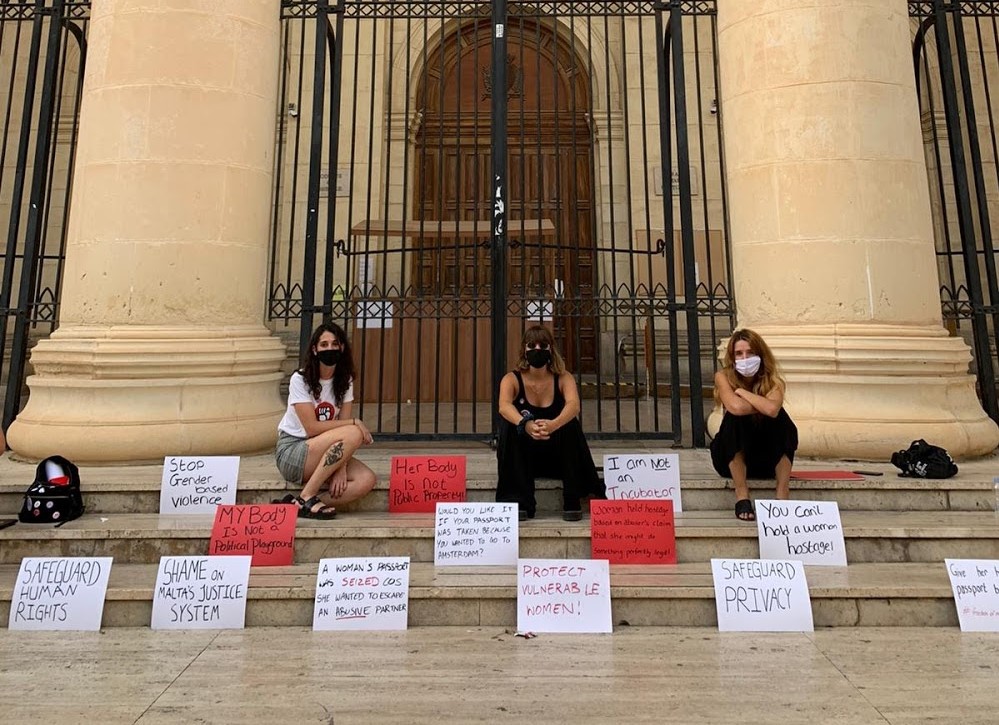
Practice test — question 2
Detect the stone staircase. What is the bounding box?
[1,447,997,628]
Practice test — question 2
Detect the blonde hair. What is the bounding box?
[515,325,567,375]
[716,328,784,403]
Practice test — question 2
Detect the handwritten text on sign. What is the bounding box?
[313,557,410,631]
[8,557,113,631]
[711,558,813,632]
[603,453,682,512]
[151,556,251,629]
[160,456,239,514]
[389,456,467,512]
[756,500,847,566]
[517,559,612,633]
[209,504,297,566]
[590,500,676,564]
[435,502,518,566]
[945,559,999,632]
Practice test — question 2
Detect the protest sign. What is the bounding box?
[389,455,467,513]
[711,558,813,632]
[313,557,410,631]
[590,500,676,564]
[517,559,612,633]
[602,453,682,512]
[160,456,239,514]
[151,555,251,629]
[755,500,847,566]
[8,557,113,631]
[434,502,518,566]
[209,504,297,566]
[945,559,999,632]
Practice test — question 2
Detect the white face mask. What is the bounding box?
[734,355,761,377]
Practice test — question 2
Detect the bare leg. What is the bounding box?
[729,452,754,520]
[775,455,791,500]
[321,458,378,507]
[300,426,364,505]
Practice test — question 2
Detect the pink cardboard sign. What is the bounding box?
[590,500,676,565]
[389,456,467,513]
[209,504,297,566]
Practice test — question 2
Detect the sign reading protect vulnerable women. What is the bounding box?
[602,453,682,512]
[755,499,847,566]
[160,456,240,514]
[945,559,999,632]
[151,556,251,629]
[8,557,113,631]
[389,455,467,513]
[313,557,411,631]
[711,558,813,632]
[517,559,612,633]
[590,500,676,564]
[435,502,518,566]
[209,504,297,566]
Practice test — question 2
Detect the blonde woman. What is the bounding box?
[710,329,798,521]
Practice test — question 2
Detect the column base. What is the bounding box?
[706,324,999,460]
[6,325,287,462]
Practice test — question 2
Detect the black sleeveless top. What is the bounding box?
[514,370,564,419]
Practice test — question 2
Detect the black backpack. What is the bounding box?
[18,455,84,524]
[890,439,958,479]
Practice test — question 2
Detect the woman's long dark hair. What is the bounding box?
[299,322,355,405]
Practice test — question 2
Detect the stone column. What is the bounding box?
[7,0,286,461]
[711,0,999,458]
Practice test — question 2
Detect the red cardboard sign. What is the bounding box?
[590,500,676,564]
[209,504,297,566]
[389,456,467,513]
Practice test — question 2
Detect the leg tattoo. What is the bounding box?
[323,441,345,468]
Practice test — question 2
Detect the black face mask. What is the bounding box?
[526,349,551,369]
[316,349,342,367]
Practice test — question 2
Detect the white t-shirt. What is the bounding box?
[278,372,355,438]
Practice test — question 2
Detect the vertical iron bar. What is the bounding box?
[490,0,509,439]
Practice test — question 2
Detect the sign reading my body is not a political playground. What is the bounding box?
[8,557,113,631]
[755,499,847,566]
[711,558,813,632]
[159,456,240,514]
[602,453,682,512]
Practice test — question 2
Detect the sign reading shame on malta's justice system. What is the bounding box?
[8,557,113,631]
[160,456,240,515]
[602,453,682,512]
[711,558,813,632]
[151,556,252,630]
[755,499,847,566]
[435,502,518,566]
[313,557,411,631]
[945,558,999,632]
[209,504,297,566]
[517,559,612,633]
[389,455,467,513]
[590,500,676,564]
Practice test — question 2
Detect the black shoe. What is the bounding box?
[519,510,528,522]
[562,510,583,522]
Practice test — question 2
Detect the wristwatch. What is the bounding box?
[516,412,535,435]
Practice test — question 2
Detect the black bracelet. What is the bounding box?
[516,413,534,436]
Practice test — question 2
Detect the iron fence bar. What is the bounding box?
[490,0,509,441]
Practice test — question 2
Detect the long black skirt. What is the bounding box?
[710,409,799,479]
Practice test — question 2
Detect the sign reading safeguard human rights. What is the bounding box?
[151,556,252,630]
[602,453,682,512]
[388,455,467,513]
[8,557,113,631]
[945,558,999,632]
[159,456,240,514]
[711,558,814,632]
[755,499,847,566]
[434,502,518,566]
[517,559,612,633]
[313,557,411,631]
[589,500,676,564]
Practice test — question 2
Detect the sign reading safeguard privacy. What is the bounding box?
[151,556,251,630]
[602,453,682,512]
[160,456,240,514]
[209,504,297,566]
[590,500,676,564]
[313,557,411,631]
[434,502,518,566]
[517,559,612,633]
[945,559,999,632]
[755,500,847,566]
[8,557,113,631]
[389,455,467,513]
[711,558,813,632]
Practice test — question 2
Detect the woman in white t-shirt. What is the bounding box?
[274,322,376,518]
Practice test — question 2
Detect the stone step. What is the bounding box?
[0,561,958,628]
[1,511,997,564]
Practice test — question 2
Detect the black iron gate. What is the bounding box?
[911,0,999,421]
[272,0,733,444]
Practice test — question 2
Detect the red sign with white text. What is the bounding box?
[209,504,297,566]
[590,500,676,564]
[389,456,467,513]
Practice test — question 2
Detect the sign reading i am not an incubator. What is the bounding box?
[160,456,240,514]
[711,558,813,632]
[755,499,847,566]
[8,557,113,631]
[151,556,252,630]
[313,557,411,631]
[602,453,682,512]
[945,559,999,632]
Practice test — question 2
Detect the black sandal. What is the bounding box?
[297,495,337,520]
[735,499,755,521]
[271,493,297,505]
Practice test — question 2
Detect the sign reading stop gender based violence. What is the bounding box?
[160,456,240,514]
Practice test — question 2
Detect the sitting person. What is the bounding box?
[496,325,605,521]
[710,328,798,521]
[274,322,376,519]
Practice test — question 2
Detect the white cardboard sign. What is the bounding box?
[711,558,813,632]
[517,559,612,633]
[313,557,410,631]
[160,456,240,514]
[602,453,682,512]
[151,556,251,630]
[8,557,113,631]
[434,502,518,566]
[945,559,999,632]
[755,499,847,566]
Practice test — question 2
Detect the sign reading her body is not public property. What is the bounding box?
[151,555,251,630]
[602,453,682,512]
[590,500,676,564]
[8,557,113,631]
[945,558,999,632]
[389,455,466,512]
[209,504,297,566]
[159,456,240,514]
[755,499,847,566]
[711,558,813,632]
[517,559,612,633]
